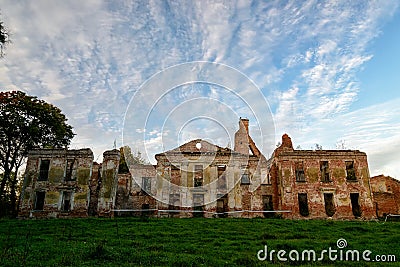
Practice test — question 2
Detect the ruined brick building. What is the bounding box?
[18,118,398,219]
[370,175,400,218]
[19,149,120,218]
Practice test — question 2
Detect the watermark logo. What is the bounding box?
[122,61,275,207]
[336,238,347,249]
[257,238,396,262]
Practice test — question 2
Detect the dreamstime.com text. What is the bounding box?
[257,238,396,262]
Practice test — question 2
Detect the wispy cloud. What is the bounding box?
[0,1,399,177]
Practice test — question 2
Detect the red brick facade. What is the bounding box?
[269,135,375,219]
[20,118,395,220]
[370,175,400,217]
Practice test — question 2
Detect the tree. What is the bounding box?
[0,16,10,57]
[335,139,348,150]
[118,146,149,173]
[314,143,323,150]
[0,91,75,217]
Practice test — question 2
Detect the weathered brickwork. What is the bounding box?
[97,149,120,217]
[115,165,157,217]
[270,134,375,219]
[370,175,400,217]
[19,149,94,218]
[151,140,267,218]
[19,149,119,218]
[20,118,394,220]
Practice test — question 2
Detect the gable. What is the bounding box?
[164,139,232,154]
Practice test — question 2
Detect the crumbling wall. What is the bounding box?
[88,162,101,216]
[371,175,400,217]
[115,165,157,217]
[97,149,120,217]
[18,148,93,218]
[154,137,268,218]
[271,134,375,220]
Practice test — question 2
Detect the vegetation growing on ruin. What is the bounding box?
[0,218,399,266]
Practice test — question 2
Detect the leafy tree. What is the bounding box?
[0,16,10,57]
[0,91,75,217]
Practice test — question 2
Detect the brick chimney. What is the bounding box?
[234,118,250,155]
[273,134,294,156]
[281,134,293,149]
[241,118,249,133]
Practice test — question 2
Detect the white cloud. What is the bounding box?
[283,98,400,179]
[0,0,399,178]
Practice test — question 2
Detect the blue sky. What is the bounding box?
[0,1,399,178]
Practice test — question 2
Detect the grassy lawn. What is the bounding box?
[0,217,399,266]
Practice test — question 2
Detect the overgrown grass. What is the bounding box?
[0,217,399,266]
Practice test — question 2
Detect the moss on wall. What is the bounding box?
[102,169,116,199]
[187,172,193,187]
[25,172,35,186]
[48,168,64,183]
[361,168,370,188]
[306,167,319,183]
[74,192,88,204]
[204,167,210,185]
[77,168,91,185]
[45,191,60,204]
[283,169,291,183]
[332,168,346,183]
[24,191,30,202]
[339,197,350,205]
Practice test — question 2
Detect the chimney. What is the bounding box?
[281,134,293,149]
[234,118,250,155]
[239,118,249,133]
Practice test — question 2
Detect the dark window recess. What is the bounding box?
[216,195,228,218]
[34,191,46,210]
[217,165,227,190]
[241,167,250,184]
[194,165,203,187]
[38,160,50,181]
[320,161,330,182]
[263,195,275,218]
[141,203,150,217]
[295,162,305,182]
[65,159,76,181]
[346,161,357,180]
[141,177,151,194]
[62,191,72,212]
[324,193,336,217]
[266,175,271,184]
[298,193,309,217]
[350,193,362,217]
[193,194,204,217]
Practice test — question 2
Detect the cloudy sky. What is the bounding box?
[1,1,399,178]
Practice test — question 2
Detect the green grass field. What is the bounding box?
[0,217,399,266]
